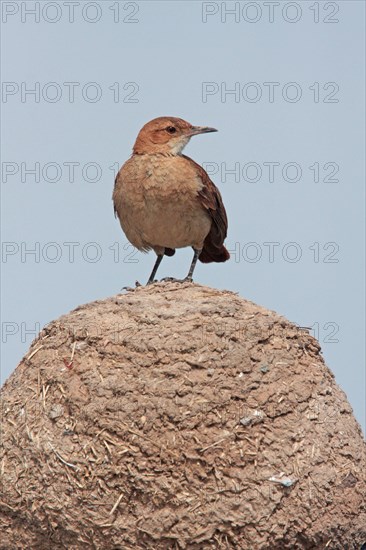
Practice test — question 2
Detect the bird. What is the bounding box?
[112,116,229,284]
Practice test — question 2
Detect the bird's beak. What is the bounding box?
[187,126,218,137]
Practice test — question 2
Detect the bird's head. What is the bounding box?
[132,116,217,155]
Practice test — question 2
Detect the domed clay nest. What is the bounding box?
[1,282,365,549]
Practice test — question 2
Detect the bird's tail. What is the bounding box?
[199,235,230,263]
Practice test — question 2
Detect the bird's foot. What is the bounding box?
[160,277,194,283]
[121,280,142,292]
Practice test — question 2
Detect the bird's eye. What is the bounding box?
[166,126,177,134]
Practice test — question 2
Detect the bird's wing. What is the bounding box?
[182,154,228,244]
[112,169,123,218]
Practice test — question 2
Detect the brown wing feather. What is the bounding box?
[113,171,121,218]
[182,155,230,263]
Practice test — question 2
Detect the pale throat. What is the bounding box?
[169,136,190,155]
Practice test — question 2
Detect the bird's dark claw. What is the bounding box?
[160,276,193,283]
[121,280,143,291]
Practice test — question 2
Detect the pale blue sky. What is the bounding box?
[1,1,365,431]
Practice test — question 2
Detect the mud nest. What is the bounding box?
[1,282,365,549]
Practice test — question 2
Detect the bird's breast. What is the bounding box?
[118,154,204,204]
[113,155,210,250]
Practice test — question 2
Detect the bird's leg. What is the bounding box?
[185,248,201,282]
[147,254,164,284]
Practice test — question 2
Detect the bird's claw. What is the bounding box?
[121,280,143,291]
[159,276,193,283]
